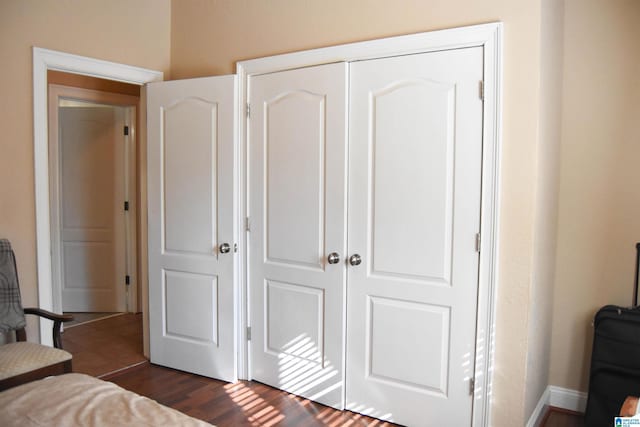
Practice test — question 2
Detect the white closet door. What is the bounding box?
[58,106,126,312]
[147,76,237,382]
[346,47,484,426]
[248,63,348,408]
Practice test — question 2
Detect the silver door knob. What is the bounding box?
[349,254,362,266]
[327,252,340,264]
[219,243,231,254]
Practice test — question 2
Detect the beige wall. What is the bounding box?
[172,1,544,425]
[524,0,564,418]
[550,0,640,392]
[0,0,171,340]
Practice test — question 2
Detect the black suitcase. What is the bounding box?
[584,243,640,426]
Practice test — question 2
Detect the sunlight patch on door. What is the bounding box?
[275,332,340,403]
[261,280,342,404]
[343,400,395,423]
[264,280,324,364]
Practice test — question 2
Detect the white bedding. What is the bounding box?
[0,373,214,426]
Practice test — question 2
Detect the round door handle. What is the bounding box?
[349,254,362,266]
[327,252,340,264]
[219,243,231,254]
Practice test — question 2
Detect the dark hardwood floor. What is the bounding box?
[106,362,395,427]
[541,408,584,427]
[61,313,394,426]
[60,313,585,426]
[62,312,146,377]
[106,363,586,427]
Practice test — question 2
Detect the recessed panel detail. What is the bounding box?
[61,109,115,230]
[265,280,324,364]
[162,98,217,255]
[264,91,326,269]
[369,80,455,284]
[366,296,450,395]
[164,269,218,344]
[63,242,113,290]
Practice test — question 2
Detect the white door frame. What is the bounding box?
[48,84,140,314]
[33,47,162,346]
[237,23,502,426]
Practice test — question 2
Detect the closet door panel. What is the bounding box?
[370,80,454,281]
[248,62,348,409]
[265,91,325,267]
[346,47,484,426]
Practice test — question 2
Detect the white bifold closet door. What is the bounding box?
[248,47,484,425]
[345,47,484,426]
[147,76,237,382]
[248,63,348,409]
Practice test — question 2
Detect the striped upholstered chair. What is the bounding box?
[0,239,74,391]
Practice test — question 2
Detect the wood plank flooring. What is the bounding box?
[541,408,584,426]
[61,313,394,426]
[60,313,586,426]
[106,363,394,427]
[106,364,585,427]
[62,312,146,377]
[64,311,121,327]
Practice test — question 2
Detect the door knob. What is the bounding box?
[327,252,340,264]
[349,254,362,266]
[219,243,231,254]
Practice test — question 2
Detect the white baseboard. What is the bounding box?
[549,386,588,413]
[526,387,551,427]
[526,385,587,427]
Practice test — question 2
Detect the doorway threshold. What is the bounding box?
[64,312,124,328]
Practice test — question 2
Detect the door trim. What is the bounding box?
[48,84,139,314]
[33,47,162,346]
[237,23,502,426]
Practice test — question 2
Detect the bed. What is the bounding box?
[0,373,213,426]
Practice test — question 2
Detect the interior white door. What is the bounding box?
[248,63,348,408]
[147,76,237,381]
[346,47,484,426]
[58,106,126,312]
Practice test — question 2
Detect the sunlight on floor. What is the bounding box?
[223,381,396,427]
[223,382,284,427]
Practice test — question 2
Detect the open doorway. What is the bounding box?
[33,48,163,361]
[48,71,145,377]
[49,80,138,307]
[48,72,139,316]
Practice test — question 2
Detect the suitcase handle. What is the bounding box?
[634,243,640,307]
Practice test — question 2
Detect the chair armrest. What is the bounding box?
[23,308,74,323]
[23,308,74,349]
